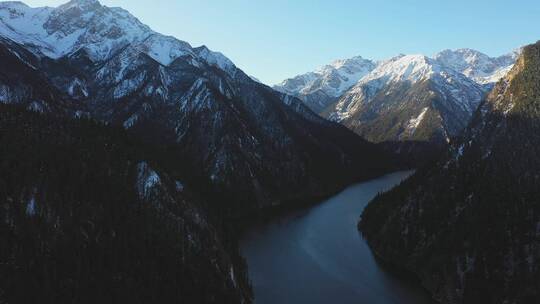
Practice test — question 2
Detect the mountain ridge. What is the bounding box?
[0,0,393,216]
[276,48,517,165]
[360,40,540,304]
[274,55,376,113]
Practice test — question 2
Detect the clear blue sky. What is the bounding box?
[24,0,540,84]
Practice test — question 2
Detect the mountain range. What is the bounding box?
[276,48,517,113]
[276,48,519,163]
[1,1,537,304]
[0,0,391,216]
[360,41,540,304]
[0,1,393,303]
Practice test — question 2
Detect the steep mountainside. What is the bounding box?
[330,55,485,162]
[274,56,375,113]
[278,49,517,164]
[360,41,540,304]
[0,0,392,217]
[0,105,251,304]
[0,35,73,113]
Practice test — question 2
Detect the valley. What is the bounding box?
[0,1,538,303]
[241,171,435,304]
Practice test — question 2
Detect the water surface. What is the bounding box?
[241,171,435,304]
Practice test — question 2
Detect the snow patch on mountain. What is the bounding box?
[407,107,429,132]
[123,114,139,129]
[136,162,161,199]
[140,34,194,65]
[25,195,37,216]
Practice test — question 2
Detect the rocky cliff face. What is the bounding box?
[360,41,540,304]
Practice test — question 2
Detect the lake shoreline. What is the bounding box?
[241,171,434,304]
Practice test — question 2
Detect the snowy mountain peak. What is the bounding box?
[276,55,375,95]
[433,48,517,84]
[274,54,376,112]
[0,0,238,76]
[359,54,438,85]
[59,0,100,9]
[333,52,484,128]
[194,45,237,75]
[322,55,370,71]
[278,47,518,113]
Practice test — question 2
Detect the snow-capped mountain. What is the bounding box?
[274,56,376,112]
[360,41,540,304]
[331,54,485,145]
[0,0,391,215]
[0,0,236,74]
[277,48,516,113]
[277,48,517,162]
[434,48,519,85]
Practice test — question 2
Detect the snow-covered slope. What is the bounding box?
[330,54,485,147]
[334,54,483,121]
[277,48,517,116]
[274,56,376,113]
[276,47,517,163]
[0,0,237,74]
[434,48,519,85]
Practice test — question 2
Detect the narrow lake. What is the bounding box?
[241,171,435,304]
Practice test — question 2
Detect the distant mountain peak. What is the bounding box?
[59,0,101,10]
[274,54,376,112]
[65,0,100,5]
[323,55,369,70]
[276,46,518,119]
[433,48,517,84]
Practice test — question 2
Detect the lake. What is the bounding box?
[241,171,435,304]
